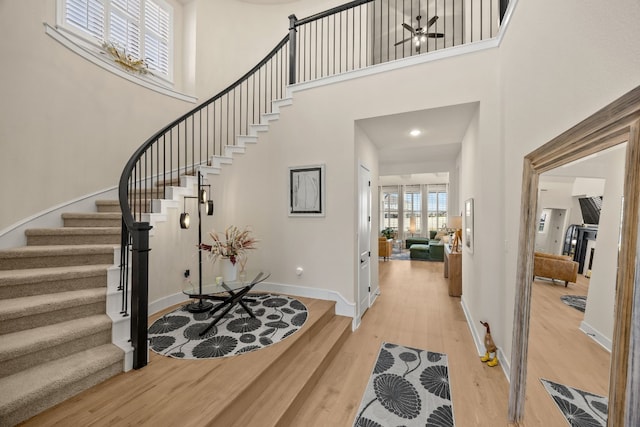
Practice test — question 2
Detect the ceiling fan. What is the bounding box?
[395,14,444,52]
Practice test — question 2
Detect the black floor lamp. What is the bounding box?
[180,171,215,313]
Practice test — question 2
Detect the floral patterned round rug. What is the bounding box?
[148,293,308,359]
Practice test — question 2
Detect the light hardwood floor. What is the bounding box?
[20,259,609,426]
[522,274,610,426]
[291,259,511,426]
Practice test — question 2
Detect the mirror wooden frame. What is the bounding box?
[508,86,640,427]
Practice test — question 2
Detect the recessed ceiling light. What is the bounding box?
[410,129,421,137]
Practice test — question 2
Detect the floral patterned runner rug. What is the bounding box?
[148,293,308,359]
[353,342,455,427]
[540,378,607,426]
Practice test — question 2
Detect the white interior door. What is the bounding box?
[358,165,371,318]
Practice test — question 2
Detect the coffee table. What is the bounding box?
[183,271,270,337]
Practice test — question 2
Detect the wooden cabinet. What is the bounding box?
[444,245,462,297]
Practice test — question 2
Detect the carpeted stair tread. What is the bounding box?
[0,314,112,363]
[0,288,106,323]
[25,227,120,236]
[0,265,110,299]
[0,344,124,424]
[0,264,111,285]
[0,244,117,257]
[230,315,352,427]
[61,213,122,219]
[0,245,116,270]
[26,227,121,245]
[61,213,121,228]
[95,200,121,213]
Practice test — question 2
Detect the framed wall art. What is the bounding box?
[289,164,325,216]
[464,198,474,253]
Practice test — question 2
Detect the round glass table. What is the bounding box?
[182,270,271,337]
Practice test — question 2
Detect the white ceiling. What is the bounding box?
[357,102,478,178]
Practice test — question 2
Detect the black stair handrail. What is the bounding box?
[118,34,290,369]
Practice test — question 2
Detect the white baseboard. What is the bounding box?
[147,281,356,323]
[149,292,191,316]
[580,320,612,352]
[460,297,511,380]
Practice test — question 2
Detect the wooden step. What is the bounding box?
[25,227,120,246]
[0,245,116,270]
[0,265,110,299]
[0,314,112,378]
[62,213,121,228]
[195,299,347,426]
[0,344,123,427]
[231,315,352,426]
[0,288,107,335]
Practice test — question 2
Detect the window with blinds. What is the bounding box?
[62,0,172,80]
[404,185,422,234]
[380,183,449,238]
[381,187,399,231]
[427,184,448,230]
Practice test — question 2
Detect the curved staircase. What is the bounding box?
[0,200,129,426]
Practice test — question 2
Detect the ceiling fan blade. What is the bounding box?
[402,23,416,35]
[426,32,445,38]
[394,37,413,46]
[425,15,439,29]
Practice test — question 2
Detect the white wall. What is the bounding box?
[582,146,626,350]
[500,0,640,366]
[192,0,345,98]
[0,0,192,232]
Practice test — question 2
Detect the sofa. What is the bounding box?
[533,252,579,287]
[379,237,393,261]
[405,230,439,249]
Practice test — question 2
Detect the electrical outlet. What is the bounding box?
[184,269,190,278]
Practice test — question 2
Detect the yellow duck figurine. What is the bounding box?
[480,321,499,367]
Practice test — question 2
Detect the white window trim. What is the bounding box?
[57,0,174,79]
[44,23,195,103]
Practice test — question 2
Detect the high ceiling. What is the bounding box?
[357,102,478,176]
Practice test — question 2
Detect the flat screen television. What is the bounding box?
[578,196,602,225]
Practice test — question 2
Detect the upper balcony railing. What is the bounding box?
[119,0,506,369]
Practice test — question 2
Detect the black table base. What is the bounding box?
[199,285,256,336]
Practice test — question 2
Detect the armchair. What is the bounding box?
[533,252,579,287]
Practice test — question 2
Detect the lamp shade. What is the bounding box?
[409,215,417,234]
[179,212,190,229]
[450,215,462,230]
[205,200,214,216]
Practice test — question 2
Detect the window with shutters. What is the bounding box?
[59,0,173,81]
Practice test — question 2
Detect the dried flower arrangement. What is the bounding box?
[200,226,258,265]
[101,41,152,75]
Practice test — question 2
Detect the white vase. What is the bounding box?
[221,257,238,282]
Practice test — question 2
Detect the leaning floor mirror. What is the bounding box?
[508,85,640,427]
